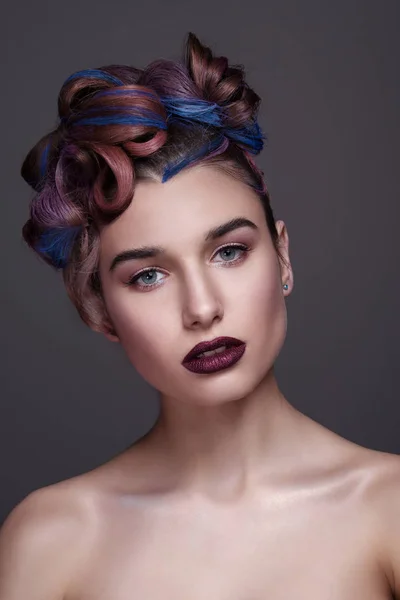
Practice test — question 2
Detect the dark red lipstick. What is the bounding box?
[182,336,246,374]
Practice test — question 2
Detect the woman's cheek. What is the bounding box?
[116,305,174,378]
[245,261,287,351]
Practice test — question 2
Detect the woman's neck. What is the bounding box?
[144,369,309,501]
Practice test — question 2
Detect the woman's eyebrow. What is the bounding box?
[108,216,258,272]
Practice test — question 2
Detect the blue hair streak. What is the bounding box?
[72,115,167,128]
[162,133,228,182]
[73,106,167,130]
[36,225,82,269]
[161,97,223,127]
[161,97,264,154]
[224,122,264,154]
[63,69,124,87]
[40,139,52,178]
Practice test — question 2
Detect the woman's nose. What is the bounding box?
[181,272,224,330]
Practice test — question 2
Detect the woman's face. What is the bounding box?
[98,165,292,406]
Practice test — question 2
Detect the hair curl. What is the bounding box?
[21,32,286,336]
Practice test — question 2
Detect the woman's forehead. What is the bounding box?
[103,167,262,241]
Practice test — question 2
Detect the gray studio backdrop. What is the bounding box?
[1,0,399,524]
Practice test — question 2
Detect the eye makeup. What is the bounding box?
[123,242,252,291]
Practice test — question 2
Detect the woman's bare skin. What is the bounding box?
[1,399,400,599]
[1,167,399,598]
[68,410,400,600]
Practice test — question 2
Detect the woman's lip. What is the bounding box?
[182,344,246,374]
[182,336,245,363]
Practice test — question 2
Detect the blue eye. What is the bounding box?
[128,269,166,289]
[215,244,248,263]
[125,243,250,290]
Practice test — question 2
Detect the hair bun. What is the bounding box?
[184,32,261,127]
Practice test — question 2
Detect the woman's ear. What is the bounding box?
[104,330,120,343]
[91,319,120,342]
[89,301,121,342]
[275,220,294,294]
[101,316,120,342]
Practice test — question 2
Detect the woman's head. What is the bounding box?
[98,164,291,405]
[21,33,293,404]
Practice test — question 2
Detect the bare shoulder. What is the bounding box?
[368,448,400,511]
[351,446,400,592]
[356,446,400,501]
[0,478,100,600]
[331,435,400,504]
[309,418,400,538]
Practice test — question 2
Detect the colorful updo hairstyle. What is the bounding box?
[21,32,285,337]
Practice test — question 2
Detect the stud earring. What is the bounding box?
[283,283,289,290]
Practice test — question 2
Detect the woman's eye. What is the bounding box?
[125,244,249,290]
[126,269,166,289]
[213,244,249,264]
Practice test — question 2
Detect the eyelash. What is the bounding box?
[124,243,250,290]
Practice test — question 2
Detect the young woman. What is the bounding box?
[0,32,399,600]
